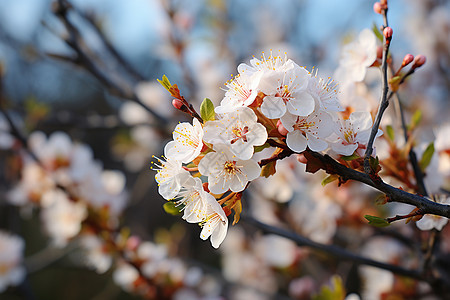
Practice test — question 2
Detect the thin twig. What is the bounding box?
[394,92,428,196]
[364,8,391,173]
[79,10,146,82]
[243,215,424,280]
[52,0,169,127]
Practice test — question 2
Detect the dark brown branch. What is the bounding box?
[243,215,424,280]
[305,150,450,218]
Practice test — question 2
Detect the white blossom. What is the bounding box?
[175,177,211,223]
[200,195,228,249]
[258,64,313,119]
[0,231,25,292]
[198,145,260,194]
[152,155,190,200]
[203,107,268,160]
[165,118,204,163]
[215,72,262,114]
[281,110,334,152]
[337,29,377,82]
[331,111,382,156]
[307,69,343,112]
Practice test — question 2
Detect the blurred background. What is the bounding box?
[0,0,449,299]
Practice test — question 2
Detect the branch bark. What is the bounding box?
[243,215,424,280]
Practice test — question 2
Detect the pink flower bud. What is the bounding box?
[373,2,382,14]
[383,27,393,40]
[172,99,184,110]
[401,54,414,67]
[380,0,388,6]
[277,119,288,136]
[412,55,426,69]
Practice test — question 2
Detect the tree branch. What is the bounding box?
[51,0,169,128]
[304,150,450,218]
[242,215,424,280]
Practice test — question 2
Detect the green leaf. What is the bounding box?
[369,156,381,174]
[364,215,390,227]
[254,142,270,153]
[157,74,172,91]
[410,110,422,130]
[419,142,434,172]
[386,125,395,141]
[261,160,276,178]
[372,23,384,42]
[341,153,360,161]
[163,201,181,216]
[312,275,345,300]
[321,174,339,186]
[200,98,215,122]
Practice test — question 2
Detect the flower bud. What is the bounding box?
[383,27,393,40]
[172,98,184,110]
[277,119,288,136]
[373,2,382,14]
[401,54,414,67]
[412,55,426,69]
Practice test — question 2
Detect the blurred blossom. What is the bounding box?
[288,276,317,300]
[251,156,304,203]
[335,29,378,83]
[435,124,450,189]
[41,189,87,247]
[360,237,410,299]
[221,227,281,296]
[254,234,298,268]
[289,183,341,244]
[7,131,127,247]
[134,81,173,119]
[0,231,25,292]
[113,262,140,292]
[79,233,112,274]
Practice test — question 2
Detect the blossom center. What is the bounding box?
[343,129,356,144]
[293,118,315,134]
[231,126,249,144]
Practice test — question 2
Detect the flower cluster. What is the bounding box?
[155,52,383,248]
[8,131,127,249]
